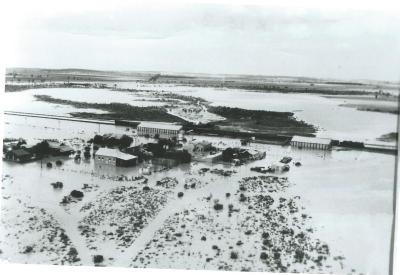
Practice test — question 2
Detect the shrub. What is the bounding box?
[230,251,238,260]
[70,190,84,199]
[143,186,150,191]
[93,255,104,264]
[260,252,268,260]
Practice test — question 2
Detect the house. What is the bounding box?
[290,136,332,150]
[5,149,32,163]
[137,122,183,139]
[46,141,74,156]
[94,147,137,167]
[58,145,75,156]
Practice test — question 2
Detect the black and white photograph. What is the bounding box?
[0,1,399,275]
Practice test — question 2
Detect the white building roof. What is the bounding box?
[291,135,332,145]
[96,148,137,161]
[138,122,183,131]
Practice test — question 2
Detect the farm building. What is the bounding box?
[46,141,74,156]
[94,148,137,167]
[5,149,33,163]
[58,145,75,156]
[290,136,332,150]
[137,122,183,139]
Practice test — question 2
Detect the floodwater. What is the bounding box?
[3,88,165,116]
[0,115,396,274]
[1,85,397,274]
[4,85,398,144]
[115,82,398,144]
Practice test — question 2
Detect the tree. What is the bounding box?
[119,135,133,148]
[32,140,50,157]
[93,135,104,144]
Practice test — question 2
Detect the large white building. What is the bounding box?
[94,148,137,167]
[137,122,183,139]
[290,136,332,150]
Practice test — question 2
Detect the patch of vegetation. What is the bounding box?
[377,132,398,142]
[34,95,185,123]
[208,106,316,136]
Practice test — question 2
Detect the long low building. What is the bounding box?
[137,122,183,139]
[290,136,332,150]
[94,147,137,167]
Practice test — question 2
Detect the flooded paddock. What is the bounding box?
[1,86,397,274]
[4,86,398,144]
[1,114,396,274]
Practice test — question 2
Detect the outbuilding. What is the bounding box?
[290,136,332,150]
[94,148,137,167]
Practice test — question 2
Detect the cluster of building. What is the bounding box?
[3,139,75,163]
[3,119,335,168]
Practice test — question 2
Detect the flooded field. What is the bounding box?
[3,88,165,116]
[0,114,396,274]
[1,84,397,274]
[4,85,398,144]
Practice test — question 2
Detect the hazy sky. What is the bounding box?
[4,0,400,81]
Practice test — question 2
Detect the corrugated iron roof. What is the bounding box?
[291,135,332,145]
[96,148,137,161]
[138,122,183,131]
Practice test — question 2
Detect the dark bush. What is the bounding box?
[230,251,238,260]
[23,246,34,254]
[84,151,91,159]
[143,186,150,191]
[46,162,52,168]
[213,203,223,211]
[93,135,104,144]
[70,190,84,199]
[56,160,63,166]
[93,255,104,264]
[260,252,268,260]
[177,192,184,198]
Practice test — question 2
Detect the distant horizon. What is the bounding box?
[6,66,400,84]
